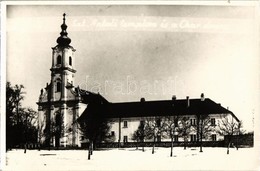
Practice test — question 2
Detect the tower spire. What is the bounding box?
[56,13,71,47]
[63,13,66,24]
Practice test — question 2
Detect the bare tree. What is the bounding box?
[216,115,241,154]
[132,130,141,150]
[6,82,25,149]
[196,115,213,152]
[6,82,38,152]
[13,84,25,124]
[78,110,112,160]
[144,117,167,154]
[20,108,38,153]
[132,121,145,151]
[178,117,191,150]
[164,115,179,157]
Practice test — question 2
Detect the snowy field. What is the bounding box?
[3,147,259,171]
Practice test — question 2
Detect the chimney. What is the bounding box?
[172,95,177,101]
[140,97,145,102]
[201,93,205,101]
[227,106,229,110]
[186,96,190,107]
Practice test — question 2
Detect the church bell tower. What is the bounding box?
[49,14,76,147]
[38,14,84,148]
[51,13,76,102]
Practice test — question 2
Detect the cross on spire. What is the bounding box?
[63,13,66,24]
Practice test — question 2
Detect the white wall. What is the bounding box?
[109,113,238,143]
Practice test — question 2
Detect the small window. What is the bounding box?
[190,119,196,126]
[211,118,216,126]
[174,118,178,126]
[212,134,217,141]
[140,120,145,128]
[156,119,161,127]
[57,55,62,65]
[111,131,115,137]
[123,121,128,128]
[57,82,61,92]
[69,56,72,66]
[190,134,196,142]
[123,136,128,143]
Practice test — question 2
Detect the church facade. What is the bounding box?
[37,14,240,148]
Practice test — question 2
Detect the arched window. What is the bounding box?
[57,55,62,65]
[69,56,72,66]
[57,82,61,92]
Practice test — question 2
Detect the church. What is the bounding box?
[37,14,240,148]
[37,14,88,147]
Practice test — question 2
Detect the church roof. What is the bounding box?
[77,88,109,104]
[77,93,239,122]
[106,98,237,120]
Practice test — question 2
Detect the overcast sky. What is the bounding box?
[6,4,259,131]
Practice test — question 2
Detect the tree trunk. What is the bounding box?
[24,143,27,154]
[170,137,173,157]
[199,129,203,152]
[88,143,91,160]
[227,142,230,155]
[118,140,120,148]
[200,142,203,152]
[90,141,93,155]
[47,135,51,151]
[142,138,144,152]
[118,118,121,148]
[152,137,155,154]
[184,138,187,150]
[236,137,239,150]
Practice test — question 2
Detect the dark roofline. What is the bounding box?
[78,97,239,122]
[230,112,240,122]
[106,98,233,117]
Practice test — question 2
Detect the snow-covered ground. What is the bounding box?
[3,147,259,171]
